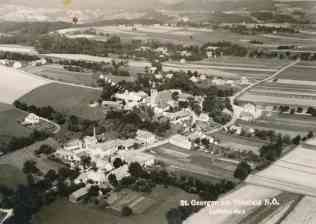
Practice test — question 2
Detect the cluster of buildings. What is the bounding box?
[55,128,157,188]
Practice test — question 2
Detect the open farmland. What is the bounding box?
[0,164,27,189]
[0,44,38,55]
[281,196,316,224]
[213,133,266,155]
[23,64,97,86]
[246,143,316,197]
[0,106,31,141]
[0,65,51,104]
[146,143,237,181]
[19,83,104,120]
[277,64,316,81]
[0,138,62,173]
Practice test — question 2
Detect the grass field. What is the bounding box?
[0,65,51,104]
[24,64,96,86]
[36,186,197,224]
[0,107,31,142]
[278,65,316,81]
[19,83,104,120]
[0,164,26,189]
[0,138,62,173]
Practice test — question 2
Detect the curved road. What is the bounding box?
[207,59,301,135]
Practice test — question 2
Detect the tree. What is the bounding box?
[23,160,39,174]
[121,206,133,217]
[108,174,118,187]
[113,158,124,169]
[128,162,145,178]
[234,161,251,180]
[80,155,92,169]
[307,131,314,139]
[292,135,301,145]
[45,169,58,182]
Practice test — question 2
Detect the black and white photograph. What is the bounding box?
[0,0,316,224]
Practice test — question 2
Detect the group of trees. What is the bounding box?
[0,165,81,224]
[106,108,170,137]
[203,95,232,124]
[1,130,50,154]
[0,52,39,61]
[14,101,66,125]
[14,100,96,134]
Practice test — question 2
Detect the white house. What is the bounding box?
[22,113,40,125]
[169,134,192,150]
[13,61,22,69]
[75,170,108,186]
[136,130,156,145]
[239,103,262,122]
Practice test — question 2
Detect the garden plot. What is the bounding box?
[0,65,51,104]
[281,196,316,224]
[246,144,316,197]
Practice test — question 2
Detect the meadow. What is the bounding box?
[19,83,104,120]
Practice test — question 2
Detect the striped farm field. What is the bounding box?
[0,65,51,104]
[277,64,316,81]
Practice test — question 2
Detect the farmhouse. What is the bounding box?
[239,103,262,121]
[116,151,155,167]
[114,90,148,110]
[22,113,40,125]
[75,170,109,186]
[136,129,156,145]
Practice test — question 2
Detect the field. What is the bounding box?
[213,133,266,155]
[0,44,38,55]
[36,186,197,224]
[57,25,316,48]
[246,144,316,197]
[277,64,316,81]
[185,184,282,224]
[0,138,62,173]
[24,64,97,86]
[0,65,51,104]
[146,143,237,181]
[19,83,104,120]
[0,164,26,189]
[43,53,151,68]
[281,196,316,224]
[0,106,31,142]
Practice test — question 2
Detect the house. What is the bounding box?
[230,125,243,135]
[22,113,40,125]
[102,101,123,110]
[190,76,199,83]
[154,47,169,55]
[107,164,129,181]
[116,151,155,167]
[136,130,156,145]
[75,170,108,186]
[13,61,22,69]
[114,91,148,110]
[180,58,186,64]
[169,134,192,150]
[69,187,89,203]
[239,103,262,121]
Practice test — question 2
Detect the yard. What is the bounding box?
[19,83,104,120]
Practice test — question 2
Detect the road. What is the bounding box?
[207,59,301,135]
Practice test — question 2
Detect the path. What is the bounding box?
[207,59,301,135]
